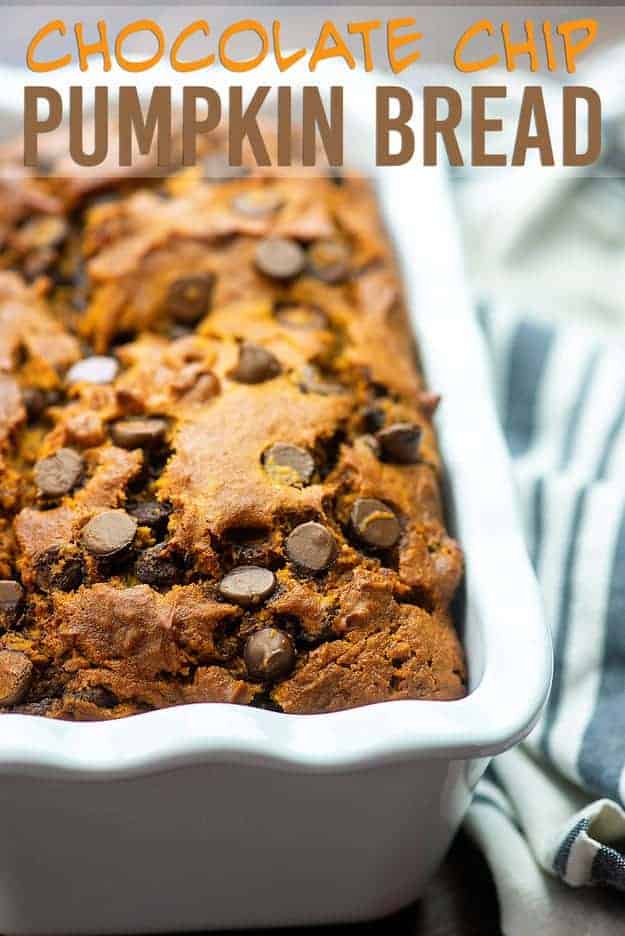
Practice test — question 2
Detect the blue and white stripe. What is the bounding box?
[466,304,625,916]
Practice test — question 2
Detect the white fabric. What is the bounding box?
[467,759,625,936]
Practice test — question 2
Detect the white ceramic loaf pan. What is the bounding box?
[0,62,552,935]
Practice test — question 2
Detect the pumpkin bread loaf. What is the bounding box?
[0,142,465,719]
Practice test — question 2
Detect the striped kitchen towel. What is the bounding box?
[464,306,625,934]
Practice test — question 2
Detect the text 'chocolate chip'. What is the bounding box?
[218,566,275,607]
[111,418,168,450]
[351,498,400,549]
[286,522,336,573]
[377,423,422,464]
[255,238,306,280]
[66,356,119,386]
[263,443,315,487]
[244,628,295,682]
[34,448,84,498]
[166,274,214,324]
[0,650,33,706]
[82,510,137,558]
[230,344,281,384]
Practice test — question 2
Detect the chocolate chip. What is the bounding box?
[298,365,344,397]
[34,448,84,498]
[111,418,168,450]
[0,579,23,610]
[255,238,306,280]
[0,650,33,706]
[45,389,63,407]
[286,522,336,573]
[218,566,275,608]
[308,239,351,284]
[129,501,171,535]
[0,580,24,625]
[21,387,47,422]
[362,406,386,433]
[81,510,137,558]
[230,344,281,384]
[275,303,329,331]
[135,543,179,588]
[418,391,441,419]
[377,423,422,464]
[66,356,119,386]
[263,443,315,487]
[231,190,283,218]
[351,498,400,549]
[75,686,117,708]
[34,546,84,593]
[244,627,295,682]
[165,274,214,324]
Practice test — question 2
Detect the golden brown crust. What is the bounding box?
[0,144,465,719]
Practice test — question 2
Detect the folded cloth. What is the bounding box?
[464,306,625,933]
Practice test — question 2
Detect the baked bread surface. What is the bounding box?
[0,144,466,719]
